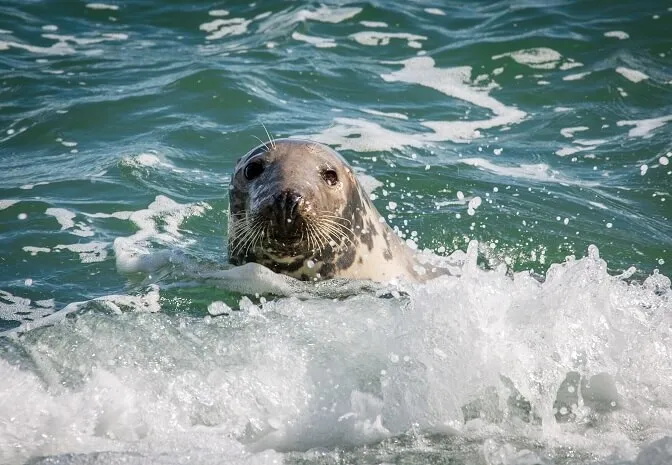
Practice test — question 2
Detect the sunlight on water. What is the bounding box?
[1,0,671,464]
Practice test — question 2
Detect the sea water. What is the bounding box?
[1,1,671,464]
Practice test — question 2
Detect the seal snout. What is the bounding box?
[269,189,306,238]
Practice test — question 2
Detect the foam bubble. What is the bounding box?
[208,301,232,316]
[615,67,649,83]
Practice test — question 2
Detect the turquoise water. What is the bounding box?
[1,1,671,464]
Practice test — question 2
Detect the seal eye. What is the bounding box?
[244,160,264,180]
[321,169,338,187]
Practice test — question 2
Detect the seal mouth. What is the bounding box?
[229,204,355,258]
[267,221,305,244]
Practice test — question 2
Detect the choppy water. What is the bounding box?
[1,1,671,464]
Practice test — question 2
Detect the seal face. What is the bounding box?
[227,139,423,282]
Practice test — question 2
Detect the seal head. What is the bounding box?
[228,139,423,282]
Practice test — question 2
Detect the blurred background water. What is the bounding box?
[1,1,671,464]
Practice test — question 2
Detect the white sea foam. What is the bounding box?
[1,246,671,464]
[457,157,594,185]
[588,201,609,210]
[20,182,49,190]
[360,21,388,28]
[310,57,526,150]
[54,241,108,263]
[120,151,181,172]
[382,57,526,143]
[563,71,591,81]
[559,60,583,70]
[85,3,119,10]
[113,195,210,274]
[617,114,672,138]
[555,145,596,157]
[560,126,589,138]
[45,207,95,237]
[0,200,17,210]
[291,31,337,48]
[307,117,424,151]
[492,47,562,69]
[424,8,446,16]
[295,6,362,23]
[0,290,55,323]
[361,108,409,120]
[615,67,649,83]
[42,33,128,46]
[0,39,75,55]
[605,31,630,40]
[45,207,76,230]
[200,18,251,40]
[350,31,427,48]
[23,246,51,256]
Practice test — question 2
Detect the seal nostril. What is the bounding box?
[273,190,303,230]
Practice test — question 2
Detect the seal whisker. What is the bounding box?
[251,135,270,152]
[307,222,322,252]
[261,122,276,150]
[242,221,265,256]
[316,212,353,226]
[307,220,326,251]
[319,221,354,250]
[318,218,356,240]
[230,217,263,256]
[244,221,265,258]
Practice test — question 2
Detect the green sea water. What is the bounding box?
[1,1,671,464]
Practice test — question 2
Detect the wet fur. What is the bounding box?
[227,139,424,282]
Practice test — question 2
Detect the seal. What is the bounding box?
[227,138,429,282]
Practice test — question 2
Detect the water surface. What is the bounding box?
[1,1,671,464]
